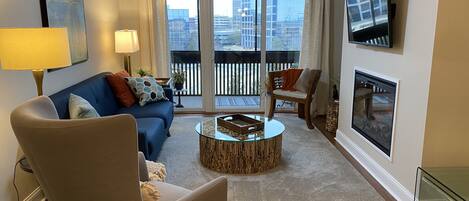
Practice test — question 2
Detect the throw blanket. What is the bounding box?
[141,161,167,201]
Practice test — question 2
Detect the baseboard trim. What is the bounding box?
[23,187,45,201]
[335,130,414,201]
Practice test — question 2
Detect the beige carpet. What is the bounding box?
[159,114,384,201]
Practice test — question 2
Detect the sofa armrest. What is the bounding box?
[177,176,228,201]
[164,87,174,103]
[138,152,150,182]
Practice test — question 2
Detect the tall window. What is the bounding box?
[213,0,305,51]
[213,0,256,51]
[267,0,305,51]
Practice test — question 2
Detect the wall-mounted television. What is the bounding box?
[346,0,394,48]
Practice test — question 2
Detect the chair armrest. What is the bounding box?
[138,152,150,182]
[177,176,228,201]
[164,87,174,102]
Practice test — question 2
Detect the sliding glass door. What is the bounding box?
[166,0,305,112]
[213,0,262,110]
[166,0,202,110]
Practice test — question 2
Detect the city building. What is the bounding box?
[167,9,190,50]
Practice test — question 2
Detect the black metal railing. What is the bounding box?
[170,51,299,96]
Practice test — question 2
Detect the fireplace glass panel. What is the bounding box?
[352,70,397,156]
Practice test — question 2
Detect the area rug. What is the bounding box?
[158,114,384,201]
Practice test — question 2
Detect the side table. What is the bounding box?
[415,167,468,200]
[173,89,186,108]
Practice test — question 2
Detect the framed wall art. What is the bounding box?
[40,0,88,67]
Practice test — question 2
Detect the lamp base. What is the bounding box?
[32,70,44,96]
[124,55,132,76]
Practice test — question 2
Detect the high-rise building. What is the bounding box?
[234,0,277,50]
[232,0,242,28]
[167,9,190,50]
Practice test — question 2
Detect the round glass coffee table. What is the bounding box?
[195,115,285,174]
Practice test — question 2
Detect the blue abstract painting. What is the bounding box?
[41,0,88,65]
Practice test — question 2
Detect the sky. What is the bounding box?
[167,0,305,20]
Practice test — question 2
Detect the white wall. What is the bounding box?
[336,0,438,199]
[0,0,121,200]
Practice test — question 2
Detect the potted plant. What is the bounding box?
[137,69,152,77]
[172,70,186,90]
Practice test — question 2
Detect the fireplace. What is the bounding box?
[352,69,397,157]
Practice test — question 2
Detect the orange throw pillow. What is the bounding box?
[281,69,303,91]
[106,71,136,107]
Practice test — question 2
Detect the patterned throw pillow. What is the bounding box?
[68,94,100,119]
[125,77,168,106]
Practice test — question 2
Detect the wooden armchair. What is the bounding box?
[267,69,321,129]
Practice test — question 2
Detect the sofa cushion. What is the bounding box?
[50,73,120,119]
[136,118,167,161]
[106,71,136,108]
[119,101,174,129]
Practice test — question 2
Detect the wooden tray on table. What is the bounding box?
[217,114,264,134]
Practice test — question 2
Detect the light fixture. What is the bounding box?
[0,28,71,96]
[115,29,139,75]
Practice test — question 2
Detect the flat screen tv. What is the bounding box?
[346,0,393,48]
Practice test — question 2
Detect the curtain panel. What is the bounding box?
[299,0,331,116]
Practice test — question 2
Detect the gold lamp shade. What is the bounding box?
[0,28,71,70]
[0,28,71,96]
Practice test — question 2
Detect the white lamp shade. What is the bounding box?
[115,30,140,53]
[0,28,71,70]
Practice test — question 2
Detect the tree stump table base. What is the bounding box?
[199,135,282,174]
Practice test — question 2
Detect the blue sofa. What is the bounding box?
[49,72,174,161]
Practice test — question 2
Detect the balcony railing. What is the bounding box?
[170,51,299,96]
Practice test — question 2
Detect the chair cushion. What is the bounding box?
[106,71,136,108]
[273,89,307,99]
[68,94,100,119]
[281,69,303,91]
[294,68,313,93]
[118,101,174,129]
[151,181,191,201]
[125,77,168,106]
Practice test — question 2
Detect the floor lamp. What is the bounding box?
[115,29,140,76]
[0,28,71,172]
[0,28,71,95]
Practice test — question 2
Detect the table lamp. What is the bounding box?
[0,28,71,96]
[115,29,139,76]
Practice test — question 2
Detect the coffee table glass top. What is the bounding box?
[195,115,285,142]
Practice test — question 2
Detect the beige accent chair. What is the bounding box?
[10,96,227,201]
[267,69,321,129]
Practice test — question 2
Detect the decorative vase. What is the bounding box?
[174,83,184,90]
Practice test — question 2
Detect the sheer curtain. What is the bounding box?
[299,0,331,116]
[151,0,170,77]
